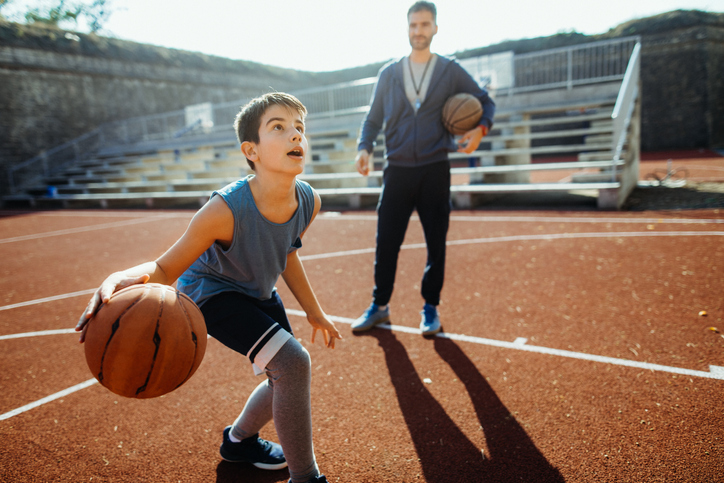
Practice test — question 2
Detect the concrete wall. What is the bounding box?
[639,25,724,151]
[0,22,318,195]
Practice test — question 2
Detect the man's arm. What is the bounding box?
[356,65,389,175]
[453,61,496,153]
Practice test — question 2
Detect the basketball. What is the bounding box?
[84,283,207,399]
[442,93,483,135]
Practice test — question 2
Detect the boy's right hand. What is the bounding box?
[75,273,150,343]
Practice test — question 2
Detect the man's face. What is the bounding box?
[408,9,437,51]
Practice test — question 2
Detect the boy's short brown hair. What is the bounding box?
[234,92,308,171]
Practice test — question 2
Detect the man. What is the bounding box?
[352,1,495,336]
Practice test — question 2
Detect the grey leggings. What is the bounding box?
[229,338,319,483]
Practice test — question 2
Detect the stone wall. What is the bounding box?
[0,21,319,194]
[640,25,724,151]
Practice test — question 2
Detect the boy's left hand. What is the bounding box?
[457,125,488,154]
[308,313,343,349]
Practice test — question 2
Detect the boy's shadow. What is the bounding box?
[360,329,564,483]
[215,462,288,483]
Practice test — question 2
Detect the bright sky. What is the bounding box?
[5,0,724,71]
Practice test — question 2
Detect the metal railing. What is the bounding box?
[505,36,639,94]
[7,36,640,194]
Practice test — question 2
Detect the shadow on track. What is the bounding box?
[360,329,564,483]
[215,461,288,483]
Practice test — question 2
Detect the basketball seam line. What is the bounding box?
[135,286,163,396]
[97,290,146,384]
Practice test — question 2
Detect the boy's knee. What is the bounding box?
[266,338,311,381]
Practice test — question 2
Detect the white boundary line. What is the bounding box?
[299,230,724,261]
[0,217,180,244]
[3,307,721,422]
[319,213,724,225]
[2,230,723,311]
[0,328,76,340]
[0,379,98,421]
[0,289,95,312]
[286,309,724,381]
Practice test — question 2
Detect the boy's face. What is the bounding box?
[408,10,437,51]
[245,104,308,175]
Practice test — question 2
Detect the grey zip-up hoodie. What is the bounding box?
[358,55,495,168]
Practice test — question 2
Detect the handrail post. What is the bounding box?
[41,152,49,177]
[567,48,573,90]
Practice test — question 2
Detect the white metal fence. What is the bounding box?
[7,36,640,194]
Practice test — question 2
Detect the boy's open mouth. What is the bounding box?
[288,148,304,157]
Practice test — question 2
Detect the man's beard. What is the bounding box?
[409,35,432,51]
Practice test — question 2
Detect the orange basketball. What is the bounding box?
[84,283,207,399]
[442,93,483,135]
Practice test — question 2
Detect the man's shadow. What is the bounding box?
[360,329,564,483]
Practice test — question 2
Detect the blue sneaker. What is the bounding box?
[351,303,390,332]
[420,304,441,335]
[219,426,287,470]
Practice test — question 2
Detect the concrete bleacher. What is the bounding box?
[3,95,632,210]
[3,38,642,211]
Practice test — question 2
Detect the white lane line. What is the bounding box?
[0,329,76,340]
[4,230,723,312]
[0,217,178,244]
[0,289,95,312]
[285,309,724,381]
[0,379,98,421]
[4,305,722,421]
[300,230,724,261]
[319,213,724,225]
[449,215,724,225]
[35,212,190,218]
[445,231,724,247]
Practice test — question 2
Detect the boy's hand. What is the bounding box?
[75,273,150,343]
[457,125,488,154]
[307,313,343,349]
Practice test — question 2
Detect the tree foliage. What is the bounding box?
[1,0,113,33]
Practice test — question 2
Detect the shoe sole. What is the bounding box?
[420,322,442,336]
[351,314,390,332]
[220,453,288,470]
[252,461,288,470]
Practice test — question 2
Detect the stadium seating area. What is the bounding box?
[3,38,642,210]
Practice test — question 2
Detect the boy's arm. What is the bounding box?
[281,191,342,348]
[76,196,233,341]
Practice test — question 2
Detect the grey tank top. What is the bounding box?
[177,176,316,306]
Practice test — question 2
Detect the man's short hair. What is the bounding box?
[233,92,307,171]
[408,1,436,22]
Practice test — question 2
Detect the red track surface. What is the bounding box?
[1,168,723,482]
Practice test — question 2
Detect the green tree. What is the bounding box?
[3,0,113,33]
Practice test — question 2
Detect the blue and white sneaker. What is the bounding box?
[351,303,390,332]
[420,304,441,336]
[219,426,287,470]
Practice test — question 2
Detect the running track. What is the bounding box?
[1,207,722,482]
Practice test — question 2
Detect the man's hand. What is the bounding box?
[457,125,489,154]
[355,149,371,176]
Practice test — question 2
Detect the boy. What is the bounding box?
[76,92,341,483]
